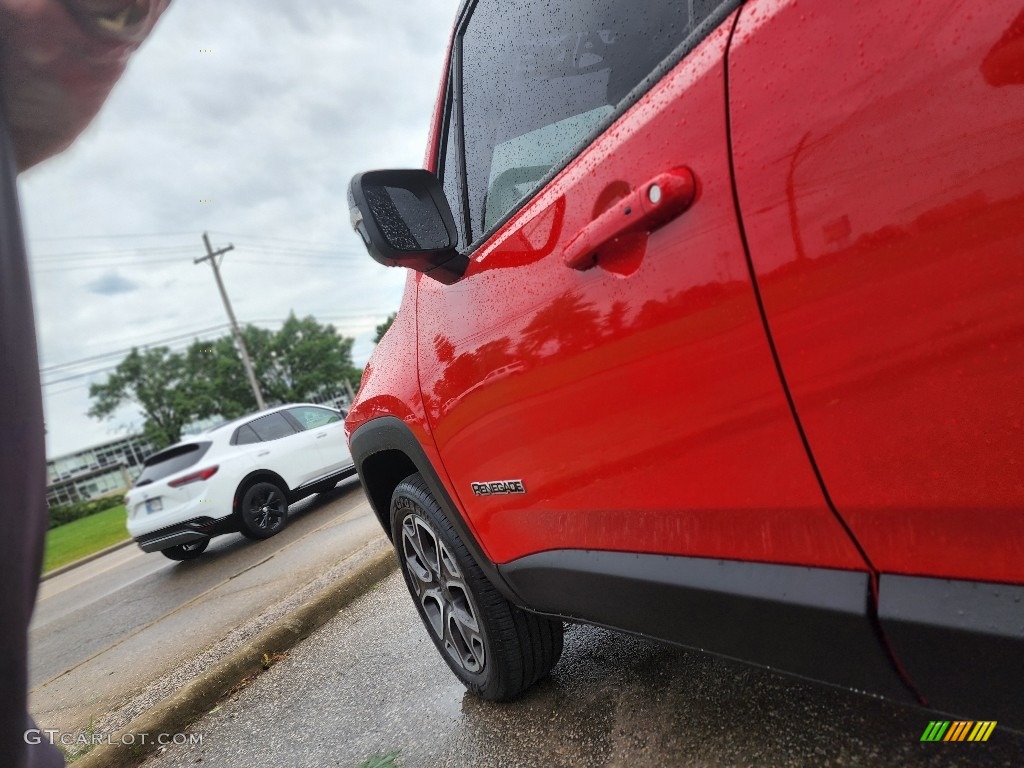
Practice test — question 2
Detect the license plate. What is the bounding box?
[145,499,163,515]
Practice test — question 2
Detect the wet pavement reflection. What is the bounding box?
[146,571,1022,768]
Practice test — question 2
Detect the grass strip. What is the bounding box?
[44,505,129,573]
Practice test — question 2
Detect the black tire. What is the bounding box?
[391,473,563,701]
[161,538,209,561]
[237,481,289,540]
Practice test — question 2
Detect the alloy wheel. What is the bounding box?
[401,513,486,674]
[248,486,285,530]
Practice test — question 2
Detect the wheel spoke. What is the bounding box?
[399,511,487,675]
[415,519,441,576]
[440,603,461,663]
[439,541,462,581]
[266,492,283,525]
[450,603,484,669]
[445,578,484,670]
[421,588,445,636]
[402,518,433,590]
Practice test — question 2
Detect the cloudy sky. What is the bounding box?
[20,0,459,457]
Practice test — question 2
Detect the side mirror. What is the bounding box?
[348,169,468,284]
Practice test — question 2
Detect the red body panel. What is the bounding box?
[346,275,424,430]
[414,17,867,570]
[730,0,1024,583]
[346,276,464,525]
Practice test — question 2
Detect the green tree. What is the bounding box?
[250,313,361,403]
[88,347,199,448]
[374,312,397,344]
[186,313,360,415]
[90,314,360,444]
[184,333,255,422]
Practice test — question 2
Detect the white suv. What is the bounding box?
[125,404,355,560]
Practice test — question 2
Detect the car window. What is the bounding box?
[248,412,297,441]
[456,0,722,240]
[234,425,261,445]
[135,442,212,486]
[286,406,341,430]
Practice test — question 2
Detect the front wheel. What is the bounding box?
[238,481,289,539]
[161,538,209,561]
[391,473,563,701]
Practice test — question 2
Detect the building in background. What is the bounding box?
[46,434,157,507]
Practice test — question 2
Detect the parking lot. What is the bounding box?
[143,570,1023,768]
[30,479,379,738]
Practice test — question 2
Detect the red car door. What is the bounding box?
[729,0,1024,718]
[730,0,1024,586]
[417,0,866,572]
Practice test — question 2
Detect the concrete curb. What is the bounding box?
[73,538,399,768]
[41,538,135,581]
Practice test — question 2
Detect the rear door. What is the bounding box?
[284,406,351,476]
[730,0,1024,587]
[728,0,1024,718]
[416,0,867,572]
[246,411,320,489]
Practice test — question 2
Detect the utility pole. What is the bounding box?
[195,232,266,411]
[341,376,356,405]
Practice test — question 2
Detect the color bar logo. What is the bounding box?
[920,721,997,742]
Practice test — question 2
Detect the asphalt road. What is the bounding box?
[144,570,1023,768]
[29,477,381,735]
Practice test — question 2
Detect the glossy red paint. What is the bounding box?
[345,277,449,491]
[412,14,868,570]
[346,276,420,431]
[730,0,1024,583]
[346,272,483,547]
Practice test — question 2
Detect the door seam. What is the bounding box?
[720,8,925,704]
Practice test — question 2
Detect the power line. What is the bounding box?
[46,383,98,397]
[38,310,392,386]
[29,231,198,242]
[231,260,354,268]
[40,323,234,373]
[32,244,359,261]
[238,253,348,261]
[32,257,200,273]
[208,231,349,248]
[31,249,363,272]
[41,337,216,386]
[44,320,233,358]
[29,230,356,251]
[39,312,387,374]
[42,364,123,387]
[31,245,198,261]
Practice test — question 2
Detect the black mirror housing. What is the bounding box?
[348,169,468,284]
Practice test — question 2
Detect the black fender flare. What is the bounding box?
[349,416,525,606]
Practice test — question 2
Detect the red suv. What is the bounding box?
[345,0,1024,725]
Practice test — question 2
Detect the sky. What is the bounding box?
[20,0,460,458]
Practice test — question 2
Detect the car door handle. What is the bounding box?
[257,450,270,457]
[316,433,327,439]
[563,167,696,270]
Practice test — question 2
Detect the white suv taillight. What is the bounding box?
[168,465,219,487]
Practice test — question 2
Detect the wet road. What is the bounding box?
[30,478,380,734]
[144,570,1023,768]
